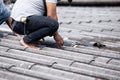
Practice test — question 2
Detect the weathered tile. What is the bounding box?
[0,70,41,80]
[8,49,73,66]
[3,35,22,41]
[31,65,96,80]
[62,46,120,59]
[72,62,120,77]
[79,31,120,40]
[9,67,71,80]
[90,57,120,71]
[27,47,94,64]
[0,46,9,52]
[92,62,120,71]
[0,42,26,50]
[0,38,20,44]
[0,62,15,69]
[53,63,120,80]
[0,57,34,69]
[93,57,110,63]
[108,59,120,66]
[100,31,120,37]
[0,51,55,67]
[0,78,8,80]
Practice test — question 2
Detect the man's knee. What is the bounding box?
[53,20,59,32]
[48,20,59,36]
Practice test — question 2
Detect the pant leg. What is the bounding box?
[23,15,59,43]
[12,21,24,35]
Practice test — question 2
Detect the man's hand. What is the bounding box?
[53,32,64,47]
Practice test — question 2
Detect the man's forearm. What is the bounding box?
[6,17,12,29]
[47,14,58,21]
[46,2,58,21]
[53,31,59,36]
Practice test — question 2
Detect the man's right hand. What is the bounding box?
[53,32,64,47]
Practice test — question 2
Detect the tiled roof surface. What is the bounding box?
[0,6,120,80]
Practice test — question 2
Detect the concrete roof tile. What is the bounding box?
[8,49,73,66]
[0,70,41,80]
[31,65,96,80]
[62,46,120,59]
[0,46,9,52]
[0,78,8,80]
[108,59,120,66]
[9,67,72,80]
[0,42,26,50]
[53,63,120,80]
[0,38,20,44]
[71,62,120,79]
[0,62,15,70]
[0,57,34,69]
[26,47,94,64]
[91,61,120,71]
[0,51,56,67]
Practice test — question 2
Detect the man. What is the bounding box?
[11,0,64,48]
[0,0,10,25]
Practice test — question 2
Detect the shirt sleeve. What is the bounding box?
[0,1,10,25]
[0,0,3,4]
[46,0,57,3]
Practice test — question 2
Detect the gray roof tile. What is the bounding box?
[31,65,96,80]
[0,57,34,69]
[52,63,119,80]
[0,62,15,69]
[0,38,20,44]
[91,61,120,71]
[8,49,73,66]
[62,46,120,59]
[9,66,72,80]
[71,62,120,79]
[0,46,9,52]
[108,59,120,66]
[27,47,94,64]
[0,70,41,80]
[0,42,26,50]
[0,51,55,67]
[0,78,8,80]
